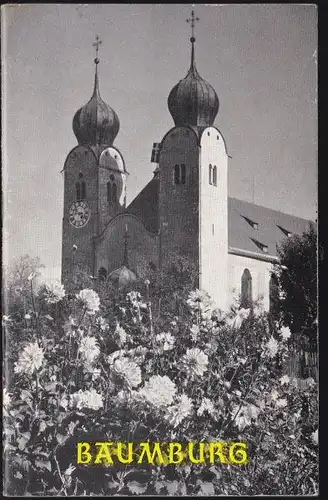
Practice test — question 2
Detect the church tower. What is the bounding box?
[158,12,229,310]
[61,37,128,289]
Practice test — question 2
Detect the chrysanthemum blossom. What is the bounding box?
[79,336,100,363]
[226,308,250,329]
[275,398,287,408]
[45,281,65,304]
[182,348,209,377]
[115,324,127,346]
[280,374,290,386]
[3,388,11,409]
[165,394,193,428]
[63,316,78,336]
[113,357,142,388]
[231,405,252,431]
[190,324,200,342]
[70,389,103,410]
[280,326,292,340]
[14,342,45,375]
[138,375,177,407]
[197,397,216,417]
[187,289,212,311]
[266,336,279,358]
[155,332,175,351]
[76,289,100,313]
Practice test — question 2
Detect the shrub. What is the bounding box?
[2,279,318,496]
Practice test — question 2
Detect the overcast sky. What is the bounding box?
[2,4,317,272]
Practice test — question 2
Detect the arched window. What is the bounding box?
[112,183,117,203]
[98,267,107,282]
[174,165,180,185]
[269,273,279,314]
[241,269,252,307]
[181,164,186,184]
[81,181,86,200]
[76,182,81,201]
[209,164,213,185]
[213,166,217,186]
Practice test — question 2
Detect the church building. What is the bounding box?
[61,19,312,312]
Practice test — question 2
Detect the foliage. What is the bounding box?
[2,277,318,496]
[273,223,317,350]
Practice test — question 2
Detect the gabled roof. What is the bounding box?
[127,176,159,233]
[127,178,313,257]
[228,197,313,258]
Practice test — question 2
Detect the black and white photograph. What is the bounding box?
[2,4,318,496]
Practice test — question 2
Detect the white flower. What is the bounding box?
[84,365,101,380]
[197,397,216,417]
[138,375,177,407]
[3,388,11,409]
[45,281,65,304]
[27,272,36,281]
[107,349,125,365]
[276,398,287,408]
[266,336,279,358]
[24,313,31,320]
[270,389,279,401]
[63,316,78,336]
[280,326,291,340]
[311,429,318,445]
[187,289,212,310]
[115,324,127,346]
[79,336,100,364]
[70,389,103,410]
[155,332,175,351]
[113,357,142,388]
[165,394,193,428]
[226,308,250,329]
[181,348,209,377]
[76,289,100,313]
[59,395,69,410]
[280,375,290,386]
[97,317,109,332]
[190,324,200,342]
[14,342,45,375]
[231,405,252,431]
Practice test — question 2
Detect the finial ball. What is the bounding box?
[94,57,99,64]
[190,36,195,43]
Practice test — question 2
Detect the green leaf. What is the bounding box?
[35,459,52,472]
[127,481,148,495]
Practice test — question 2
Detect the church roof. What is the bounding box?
[127,179,313,260]
[127,176,159,233]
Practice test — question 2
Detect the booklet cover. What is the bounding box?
[2,4,318,497]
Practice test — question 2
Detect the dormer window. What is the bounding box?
[277,225,292,237]
[250,238,268,253]
[242,215,259,230]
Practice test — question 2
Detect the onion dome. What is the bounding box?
[108,223,137,289]
[168,35,219,128]
[108,265,137,289]
[73,57,120,147]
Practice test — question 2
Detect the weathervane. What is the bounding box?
[93,35,102,64]
[186,10,199,41]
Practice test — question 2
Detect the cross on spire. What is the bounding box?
[93,35,102,64]
[186,10,199,41]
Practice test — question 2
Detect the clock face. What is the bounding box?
[68,201,91,228]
